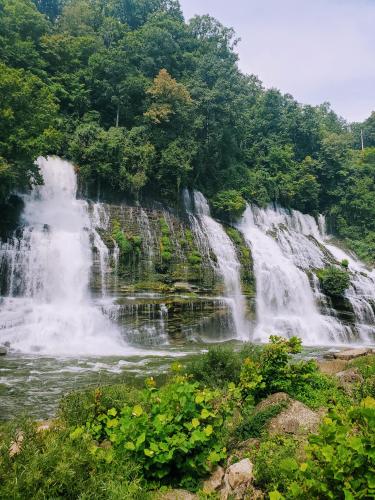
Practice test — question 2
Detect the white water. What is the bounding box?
[184,190,249,339]
[0,157,132,356]
[238,204,375,345]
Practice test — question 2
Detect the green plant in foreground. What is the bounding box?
[82,376,229,489]
[0,420,145,500]
[272,397,375,499]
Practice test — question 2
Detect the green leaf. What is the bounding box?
[192,418,200,428]
[125,441,135,450]
[144,448,154,457]
[269,491,284,500]
[195,393,204,404]
[107,407,117,416]
[200,408,210,419]
[136,432,146,448]
[204,425,213,436]
[132,405,143,417]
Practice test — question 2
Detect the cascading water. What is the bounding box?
[238,205,346,344]
[0,157,130,356]
[184,189,249,339]
[238,204,374,345]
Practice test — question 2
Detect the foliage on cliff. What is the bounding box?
[0,0,374,260]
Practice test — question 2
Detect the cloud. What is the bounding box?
[179,0,375,122]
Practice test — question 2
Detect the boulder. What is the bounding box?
[334,348,371,360]
[220,459,254,500]
[336,367,364,394]
[202,466,225,493]
[226,458,253,490]
[9,431,24,457]
[336,367,364,384]
[267,399,321,435]
[0,346,7,356]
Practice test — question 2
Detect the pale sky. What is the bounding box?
[179,0,375,123]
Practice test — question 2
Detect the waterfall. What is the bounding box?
[238,205,352,344]
[0,157,130,356]
[91,203,110,297]
[184,189,249,339]
[320,228,375,342]
[238,204,374,345]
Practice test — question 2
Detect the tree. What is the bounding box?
[0,62,59,200]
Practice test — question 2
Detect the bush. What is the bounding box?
[316,266,350,297]
[251,435,300,493]
[59,384,145,427]
[82,377,230,489]
[0,420,145,499]
[211,190,246,219]
[187,344,261,388]
[279,398,375,499]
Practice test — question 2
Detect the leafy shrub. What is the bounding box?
[341,258,349,269]
[211,190,246,219]
[0,420,145,500]
[251,435,300,493]
[187,344,261,388]
[59,384,145,427]
[112,220,142,259]
[279,397,375,499]
[316,266,350,297]
[82,377,229,488]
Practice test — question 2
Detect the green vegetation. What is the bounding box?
[112,220,142,261]
[1,0,374,260]
[1,340,374,498]
[159,217,172,266]
[274,399,375,499]
[316,266,350,298]
[212,190,246,219]
[83,375,229,489]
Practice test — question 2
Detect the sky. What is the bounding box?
[179,0,375,123]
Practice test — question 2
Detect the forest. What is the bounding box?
[0,0,374,262]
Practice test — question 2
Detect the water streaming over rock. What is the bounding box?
[0,157,131,356]
[183,189,249,339]
[238,204,374,345]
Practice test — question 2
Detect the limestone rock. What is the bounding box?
[202,466,225,493]
[9,431,24,457]
[226,458,253,490]
[336,367,364,384]
[157,489,198,500]
[336,367,364,394]
[267,399,321,435]
[334,348,371,360]
[220,459,254,500]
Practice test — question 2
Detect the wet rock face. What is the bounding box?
[89,202,255,345]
